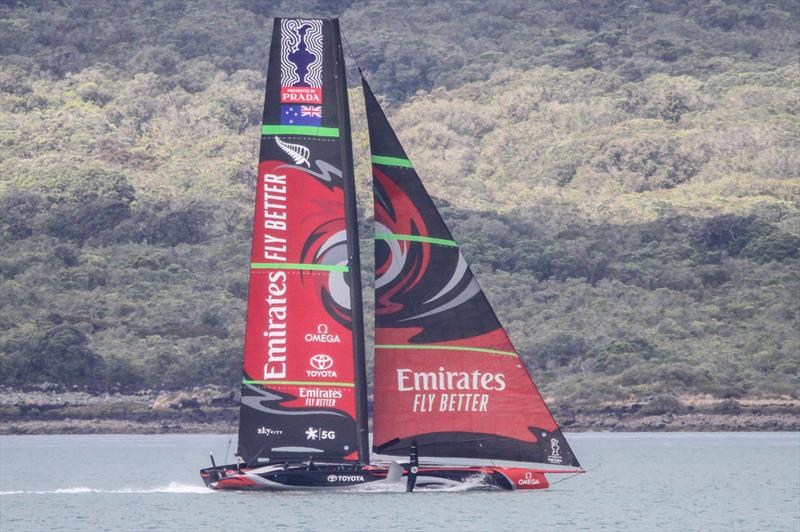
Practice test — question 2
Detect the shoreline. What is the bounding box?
[0,389,797,435]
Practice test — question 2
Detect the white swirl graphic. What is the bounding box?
[315,229,351,311]
[281,19,323,88]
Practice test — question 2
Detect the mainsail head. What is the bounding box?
[237,18,368,466]
[363,77,580,468]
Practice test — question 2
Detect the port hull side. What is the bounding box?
[200,463,579,491]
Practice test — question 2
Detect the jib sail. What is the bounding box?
[238,18,368,466]
[363,77,579,467]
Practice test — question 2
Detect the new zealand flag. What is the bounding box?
[280,104,322,126]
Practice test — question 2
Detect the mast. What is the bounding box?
[331,19,370,465]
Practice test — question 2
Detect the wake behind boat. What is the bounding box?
[200,16,583,492]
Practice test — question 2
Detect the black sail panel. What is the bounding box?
[364,77,579,467]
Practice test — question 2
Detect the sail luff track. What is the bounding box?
[331,18,370,466]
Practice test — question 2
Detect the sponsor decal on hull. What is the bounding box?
[518,471,541,486]
[499,469,550,490]
[326,474,365,483]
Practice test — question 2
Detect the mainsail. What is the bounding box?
[363,77,579,467]
[237,18,368,466]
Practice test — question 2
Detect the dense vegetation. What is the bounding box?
[1,0,797,407]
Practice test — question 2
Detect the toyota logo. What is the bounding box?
[310,354,334,370]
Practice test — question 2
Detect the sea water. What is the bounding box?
[0,433,797,531]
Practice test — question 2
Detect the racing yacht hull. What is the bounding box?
[200,463,580,491]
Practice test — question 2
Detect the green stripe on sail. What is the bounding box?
[251,263,348,272]
[374,344,518,357]
[371,155,413,168]
[261,125,340,137]
[375,233,458,247]
[243,380,355,387]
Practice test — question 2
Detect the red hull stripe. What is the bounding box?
[243,379,355,387]
[261,125,340,137]
[374,344,518,357]
[371,155,413,168]
[375,233,458,247]
[250,262,349,272]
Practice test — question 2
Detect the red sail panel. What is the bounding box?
[364,77,579,467]
[237,18,365,466]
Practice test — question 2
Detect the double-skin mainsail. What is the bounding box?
[363,79,579,468]
[238,17,369,467]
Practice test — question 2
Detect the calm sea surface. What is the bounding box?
[1,433,798,531]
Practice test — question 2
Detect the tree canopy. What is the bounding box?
[0,0,797,406]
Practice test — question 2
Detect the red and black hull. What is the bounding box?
[200,463,580,491]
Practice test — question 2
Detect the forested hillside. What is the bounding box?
[1,0,797,408]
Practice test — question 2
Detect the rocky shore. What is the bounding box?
[0,386,797,435]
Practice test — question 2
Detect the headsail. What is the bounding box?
[363,77,579,467]
[237,18,368,466]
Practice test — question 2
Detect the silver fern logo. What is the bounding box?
[275,137,310,167]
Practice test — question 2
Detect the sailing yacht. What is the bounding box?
[200,16,582,491]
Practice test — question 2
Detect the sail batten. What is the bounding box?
[261,125,340,137]
[243,380,356,387]
[375,234,458,247]
[364,76,579,468]
[375,344,518,357]
[371,155,414,168]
